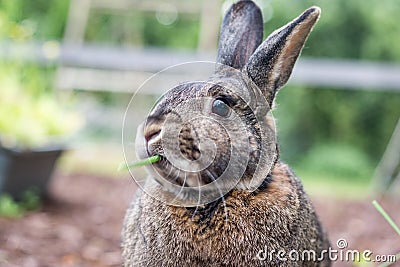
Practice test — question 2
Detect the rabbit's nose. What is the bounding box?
[145,128,161,142]
[144,126,163,156]
[144,116,163,142]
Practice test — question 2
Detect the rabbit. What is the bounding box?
[122,1,331,266]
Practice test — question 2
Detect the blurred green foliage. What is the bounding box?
[274,87,400,169]
[0,0,69,40]
[0,190,41,218]
[1,0,399,182]
[267,0,400,61]
[0,62,82,148]
[86,12,200,49]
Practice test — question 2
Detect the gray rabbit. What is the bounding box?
[122,1,331,266]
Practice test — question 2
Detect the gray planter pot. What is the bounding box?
[0,145,63,199]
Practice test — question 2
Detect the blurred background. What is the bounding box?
[0,0,399,266]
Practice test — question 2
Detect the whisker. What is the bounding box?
[155,159,174,182]
[170,170,187,204]
[164,161,190,187]
[204,169,229,224]
[191,173,202,220]
[164,162,175,179]
[170,168,181,183]
[161,159,182,185]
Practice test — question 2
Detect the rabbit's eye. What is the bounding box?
[212,99,230,117]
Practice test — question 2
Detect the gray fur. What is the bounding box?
[245,6,321,104]
[217,0,263,69]
[123,1,330,266]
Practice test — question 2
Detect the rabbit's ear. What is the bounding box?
[245,7,320,104]
[217,0,263,70]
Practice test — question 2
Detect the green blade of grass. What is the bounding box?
[372,200,400,237]
[373,200,400,267]
[118,155,161,171]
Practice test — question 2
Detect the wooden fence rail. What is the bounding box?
[1,41,400,93]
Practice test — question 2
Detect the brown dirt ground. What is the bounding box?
[0,174,399,267]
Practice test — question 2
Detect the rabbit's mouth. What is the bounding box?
[147,139,233,189]
[150,156,222,188]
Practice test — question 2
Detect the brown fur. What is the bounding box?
[122,162,330,266]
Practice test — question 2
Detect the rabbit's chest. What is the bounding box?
[144,199,296,263]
